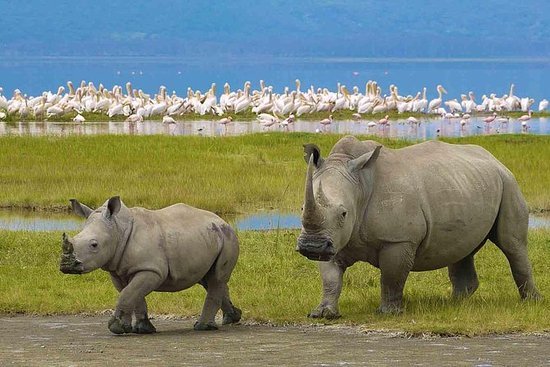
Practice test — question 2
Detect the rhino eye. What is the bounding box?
[90,241,98,249]
[342,211,347,218]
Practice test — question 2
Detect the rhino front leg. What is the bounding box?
[132,298,156,334]
[109,271,162,335]
[309,260,346,319]
[378,243,415,314]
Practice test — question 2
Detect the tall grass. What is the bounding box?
[0,229,548,335]
[0,134,549,214]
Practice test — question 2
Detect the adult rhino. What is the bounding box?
[296,136,541,317]
[60,196,241,334]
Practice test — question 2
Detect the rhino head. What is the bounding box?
[296,140,381,261]
[60,196,128,274]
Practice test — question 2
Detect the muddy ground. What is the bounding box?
[1,314,549,366]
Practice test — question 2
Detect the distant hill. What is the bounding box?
[1,0,548,58]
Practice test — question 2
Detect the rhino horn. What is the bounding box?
[303,156,323,227]
[62,233,74,254]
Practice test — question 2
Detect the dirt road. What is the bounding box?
[1,315,549,366]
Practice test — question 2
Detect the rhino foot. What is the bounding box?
[222,306,242,325]
[108,316,133,335]
[194,321,219,331]
[308,305,341,320]
[133,318,157,334]
[376,304,403,315]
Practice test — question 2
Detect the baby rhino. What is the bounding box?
[60,196,241,334]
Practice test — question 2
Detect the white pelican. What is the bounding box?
[73,114,86,123]
[539,99,549,112]
[162,115,176,124]
[444,99,462,113]
[406,116,419,124]
[428,85,447,112]
[352,113,362,120]
[367,121,377,127]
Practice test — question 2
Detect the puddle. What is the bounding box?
[0,117,549,139]
[0,210,548,232]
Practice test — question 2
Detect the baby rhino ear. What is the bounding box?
[104,196,121,220]
[70,199,93,218]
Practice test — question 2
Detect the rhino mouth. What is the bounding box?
[60,253,84,274]
[296,235,336,262]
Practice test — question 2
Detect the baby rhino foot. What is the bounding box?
[133,318,157,334]
[222,306,242,325]
[308,305,341,320]
[193,321,218,331]
[108,316,133,335]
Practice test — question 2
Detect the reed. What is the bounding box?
[0,229,548,335]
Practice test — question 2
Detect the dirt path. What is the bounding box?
[1,315,549,366]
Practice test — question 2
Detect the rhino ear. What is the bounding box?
[348,145,382,172]
[303,144,324,168]
[70,199,93,218]
[104,196,121,220]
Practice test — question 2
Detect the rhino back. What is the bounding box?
[364,140,515,270]
[121,204,236,291]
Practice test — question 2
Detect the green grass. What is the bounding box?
[0,229,548,335]
[0,134,549,214]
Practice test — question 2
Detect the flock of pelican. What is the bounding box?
[0,80,547,129]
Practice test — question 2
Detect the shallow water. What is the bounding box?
[1,117,548,139]
[0,210,548,232]
[2,57,549,102]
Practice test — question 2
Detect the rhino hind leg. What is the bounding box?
[490,183,541,300]
[448,254,479,299]
[195,235,240,331]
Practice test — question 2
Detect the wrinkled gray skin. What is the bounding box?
[296,135,541,317]
[60,196,241,334]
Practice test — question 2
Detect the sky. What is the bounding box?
[1,0,549,58]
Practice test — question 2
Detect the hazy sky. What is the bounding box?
[1,0,548,58]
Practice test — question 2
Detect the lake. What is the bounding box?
[1,117,548,139]
[1,57,549,103]
[0,210,548,232]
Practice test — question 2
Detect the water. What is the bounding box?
[0,210,548,232]
[1,57,549,102]
[1,117,548,139]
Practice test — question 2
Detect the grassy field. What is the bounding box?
[0,229,548,335]
[0,134,549,213]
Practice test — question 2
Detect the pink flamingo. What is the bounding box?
[518,110,532,122]
[483,113,497,124]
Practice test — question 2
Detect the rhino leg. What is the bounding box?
[109,271,162,335]
[448,253,480,299]
[199,280,241,325]
[489,195,541,300]
[221,294,242,325]
[194,279,224,331]
[377,243,415,314]
[132,299,156,334]
[308,260,346,319]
